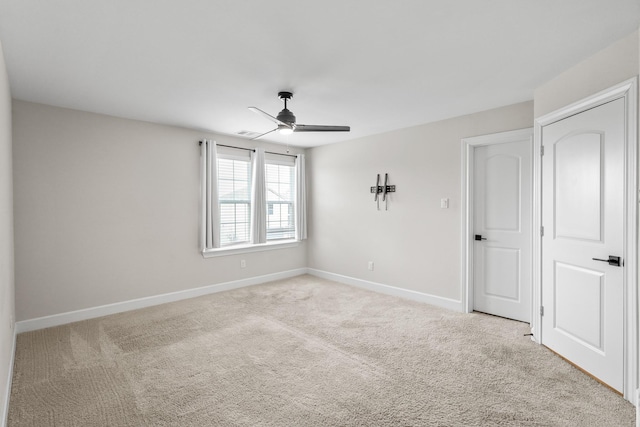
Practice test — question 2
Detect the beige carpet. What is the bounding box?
[8,275,635,426]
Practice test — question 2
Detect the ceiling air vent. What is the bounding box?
[237,130,261,138]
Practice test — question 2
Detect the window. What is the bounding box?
[266,162,295,241]
[217,156,251,246]
[200,140,306,256]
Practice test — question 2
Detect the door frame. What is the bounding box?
[533,78,638,403]
[460,128,534,316]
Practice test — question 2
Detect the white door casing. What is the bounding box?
[533,78,637,402]
[461,128,533,322]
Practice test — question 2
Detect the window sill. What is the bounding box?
[202,240,299,258]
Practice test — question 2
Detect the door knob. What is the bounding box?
[592,255,622,267]
[475,234,487,241]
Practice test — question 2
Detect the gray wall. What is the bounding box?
[0,39,15,422]
[9,29,640,323]
[534,30,639,117]
[307,101,533,300]
[12,101,307,321]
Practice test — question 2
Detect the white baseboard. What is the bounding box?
[1,328,16,427]
[14,267,462,332]
[15,268,307,334]
[307,269,463,312]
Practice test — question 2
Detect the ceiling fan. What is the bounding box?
[248,91,350,139]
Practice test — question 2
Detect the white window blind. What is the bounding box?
[217,152,251,246]
[265,159,295,241]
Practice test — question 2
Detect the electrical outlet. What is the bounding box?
[368,261,374,271]
[440,198,449,209]
[9,315,13,330]
[240,259,246,268]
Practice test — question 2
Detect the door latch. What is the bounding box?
[474,234,487,241]
[592,255,622,267]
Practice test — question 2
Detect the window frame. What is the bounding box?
[201,145,301,258]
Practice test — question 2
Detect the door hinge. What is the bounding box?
[540,226,544,237]
[540,146,545,156]
[540,306,544,316]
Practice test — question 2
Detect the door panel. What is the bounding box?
[485,155,521,231]
[473,135,532,322]
[541,98,624,392]
[484,247,520,300]
[554,262,604,351]
[554,132,603,241]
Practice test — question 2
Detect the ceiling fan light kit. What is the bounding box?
[248,91,350,140]
[278,124,294,135]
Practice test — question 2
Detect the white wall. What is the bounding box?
[534,30,639,117]
[12,101,307,321]
[307,101,533,301]
[0,39,15,424]
[10,29,639,323]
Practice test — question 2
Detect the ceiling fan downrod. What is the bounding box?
[276,92,296,126]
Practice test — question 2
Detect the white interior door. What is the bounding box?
[473,136,532,322]
[541,98,625,392]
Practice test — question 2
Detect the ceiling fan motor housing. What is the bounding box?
[276,108,296,125]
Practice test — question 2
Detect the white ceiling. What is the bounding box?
[0,1,638,148]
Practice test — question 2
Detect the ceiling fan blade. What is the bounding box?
[248,107,291,127]
[251,128,277,140]
[293,124,350,132]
